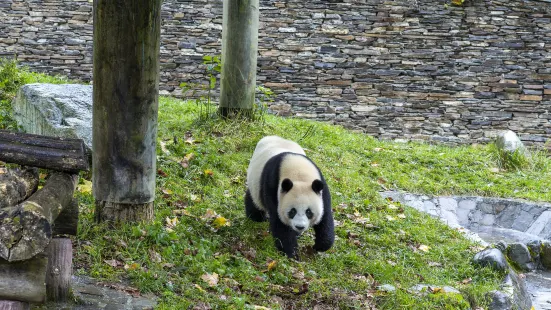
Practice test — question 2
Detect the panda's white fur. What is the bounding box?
[246,136,324,233]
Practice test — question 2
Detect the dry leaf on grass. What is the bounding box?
[201,273,219,287]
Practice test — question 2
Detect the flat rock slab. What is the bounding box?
[380,191,551,242]
[13,84,92,150]
[32,276,157,310]
[525,271,551,310]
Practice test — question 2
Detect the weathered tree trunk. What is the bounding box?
[0,167,38,209]
[0,301,29,310]
[45,238,72,302]
[0,173,78,262]
[219,0,260,117]
[92,0,161,223]
[0,130,89,173]
[0,253,48,303]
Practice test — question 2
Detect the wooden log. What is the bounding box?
[219,0,260,117]
[46,238,72,302]
[0,253,47,303]
[52,198,79,237]
[0,300,30,310]
[0,130,89,173]
[92,0,161,223]
[0,166,38,209]
[0,173,78,262]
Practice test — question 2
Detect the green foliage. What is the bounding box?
[180,55,222,120]
[487,143,529,171]
[180,55,274,122]
[487,143,551,174]
[0,58,71,130]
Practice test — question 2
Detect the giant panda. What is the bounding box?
[245,135,334,259]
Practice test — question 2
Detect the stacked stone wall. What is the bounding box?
[2,0,551,144]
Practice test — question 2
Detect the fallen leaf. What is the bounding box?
[160,140,171,155]
[157,169,168,177]
[173,209,192,216]
[418,245,430,252]
[190,193,201,203]
[193,283,206,293]
[185,137,196,144]
[149,249,162,263]
[166,216,179,229]
[387,204,398,210]
[204,169,213,176]
[460,278,472,285]
[161,188,173,195]
[174,200,187,209]
[77,179,93,194]
[267,260,278,271]
[104,259,120,268]
[179,153,194,169]
[201,273,219,287]
[124,262,140,271]
[431,287,444,294]
[201,209,218,220]
[162,263,175,268]
[212,216,230,229]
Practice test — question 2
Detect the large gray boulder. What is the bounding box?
[495,130,526,154]
[13,83,93,150]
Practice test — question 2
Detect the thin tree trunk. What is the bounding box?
[219,0,260,117]
[45,238,72,302]
[92,0,161,223]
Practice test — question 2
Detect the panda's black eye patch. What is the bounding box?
[306,208,313,219]
[288,208,297,219]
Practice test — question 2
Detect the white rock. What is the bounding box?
[495,130,525,154]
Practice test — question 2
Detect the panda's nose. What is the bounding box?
[295,225,305,231]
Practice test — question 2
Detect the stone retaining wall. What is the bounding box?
[2,0,551,144]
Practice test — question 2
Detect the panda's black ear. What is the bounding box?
[312,179,324,194]
[281,178,293,193]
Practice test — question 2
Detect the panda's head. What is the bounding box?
[278,178,325,234]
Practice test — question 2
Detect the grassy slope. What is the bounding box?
[72,97,551,309]
[3,64,550,308]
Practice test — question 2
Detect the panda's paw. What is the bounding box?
[313,242,332,253]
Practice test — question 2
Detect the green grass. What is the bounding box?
[3,66,551,308]
[70,97,540,309]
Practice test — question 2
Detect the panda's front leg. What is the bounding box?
[313,207,335,252]
[269,216,299,259]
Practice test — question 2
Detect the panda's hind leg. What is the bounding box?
[245,189,267,222]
